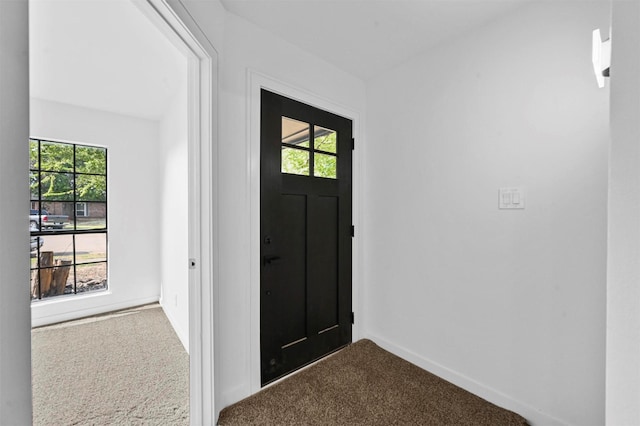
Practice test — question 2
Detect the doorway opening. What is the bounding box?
[28,0,217,423]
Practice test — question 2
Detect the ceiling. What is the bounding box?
[29,0,186,121]
[220,0,536,81]
[29,0,545,119]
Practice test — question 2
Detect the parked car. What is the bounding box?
[30,223,43,255]
[29,209,68,230]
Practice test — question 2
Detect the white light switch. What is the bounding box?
[499,187,525,209]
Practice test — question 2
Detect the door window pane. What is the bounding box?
[282,147,309,176]
[314,153,337,179]
[282,117,311,176]
[282,117,310,146]
[314,126,337,153]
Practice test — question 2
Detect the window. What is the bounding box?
[29,139,108,300]
[76,202,88,217]
[281,117,338,179]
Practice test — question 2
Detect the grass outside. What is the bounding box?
[59,219,106,231]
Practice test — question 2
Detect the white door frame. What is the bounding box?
[136,1,219,424]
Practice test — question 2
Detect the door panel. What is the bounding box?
[308,195,339,333]
[260,90,352,385]
[279,193,307,347]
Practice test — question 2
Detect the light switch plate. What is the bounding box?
[499,187,525,209]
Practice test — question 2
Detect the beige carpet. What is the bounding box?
[32,304,189,425]
[219,339,528,426]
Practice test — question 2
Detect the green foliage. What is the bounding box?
[30,140,107,202]
[40,172,74,201]
[41,142,74,172]
[282,147,309,175]
[313,132,337,178]
[281,132,338,178]
[314,132,336,153]
[314,153,337,179]
[76,146,106,174]
[76,175,106,201]
[29,140,38,169]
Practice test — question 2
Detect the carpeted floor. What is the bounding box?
[219,339,528,426]
[32,304,189,426]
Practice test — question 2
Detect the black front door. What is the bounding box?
[260,90,353,385]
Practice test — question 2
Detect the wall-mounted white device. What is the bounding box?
[592,29,611,88]
[499,187,525,210]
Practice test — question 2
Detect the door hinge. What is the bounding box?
[350,312,355,324]
[350,225,355,237]
[351,138,355,150]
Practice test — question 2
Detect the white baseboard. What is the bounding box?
[220,384,250,412]
[31,293,160,328]
[364,333,569,426]
[159,300,189,353]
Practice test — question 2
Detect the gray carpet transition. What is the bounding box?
[219,339,528,426]
[32,304,189,425]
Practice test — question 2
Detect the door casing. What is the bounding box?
[118,2,220,424]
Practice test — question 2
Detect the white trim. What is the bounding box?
[28,134,109,149]
[248,70,363,396]
[161,296,189,351]
[137,1,219,424]
[366,333,568,426]
[31,293,159,328]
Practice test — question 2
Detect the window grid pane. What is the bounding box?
[314,153,337,179]
[282,146,310,176]
[314,125,337,154]
[281,119,339,180]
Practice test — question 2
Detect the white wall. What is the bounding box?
[0,0,32,423]
[364,3,609,425]
[215,12,366,408]
[158,84,189,351]
[606,1,640,424]
[30,99,162,326]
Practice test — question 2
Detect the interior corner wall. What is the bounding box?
[158,85,189,352]
[0,0,32,423]
[606,1,640,424]
[364,2,609,425]
[212,12,366,408]
[30,98,162,326]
